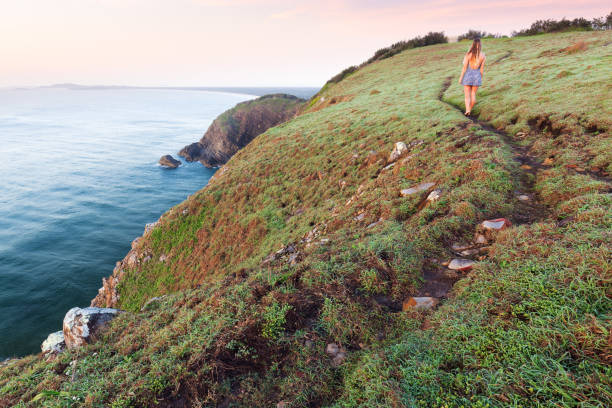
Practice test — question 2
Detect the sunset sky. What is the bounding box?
[1,0,609,87]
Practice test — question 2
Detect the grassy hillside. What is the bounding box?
[1,30,610,407]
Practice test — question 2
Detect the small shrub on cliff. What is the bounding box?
[262,302,292,339]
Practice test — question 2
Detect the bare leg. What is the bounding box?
[470,86,478,112]
[463,86,471,114]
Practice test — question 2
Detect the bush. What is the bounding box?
[512,13,611,36]
[322,32,448,86]
[457,29,503,41]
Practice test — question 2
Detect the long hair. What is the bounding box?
[468,38,481,63]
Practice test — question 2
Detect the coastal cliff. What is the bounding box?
[179,93,304,167]
[1,29,611,407]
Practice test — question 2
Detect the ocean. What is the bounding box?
[0,86,318,359]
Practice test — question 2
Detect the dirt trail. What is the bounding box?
[439,77,550,225]
[412,78,553,302]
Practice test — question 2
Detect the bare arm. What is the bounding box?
[458,54,468,84]
[480,54,486,78]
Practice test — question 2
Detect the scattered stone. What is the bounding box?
[451,243,473,252]
[401,182,435,197]
[383,162,396,171]
[367,219,383,229]
[141,296,165,312]
[277,402,289,408]
[355,213,366,221]
[543,157,554,166]
[520,164,532,170]
[515,131,527,137]
[482,218,511,231]
[320,238,330,244]
[159,254,167,262]
[182,208,189,215]
[332,351,347,367]
[41,331,65,355]
[63,307,121,349]
[474,234,488,244]
[388,142,408,163]
[145,221,159,234]
[288,253,299,266]
[402,297,439,311]
[131,237,141,249]
[518,194,530,201]
[426,189,442,202]
[460,248,480,257]
[448,258,475,271]
[326,343,340,356]
[142,255,152,263]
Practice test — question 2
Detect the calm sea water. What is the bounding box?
[0,87,318,359]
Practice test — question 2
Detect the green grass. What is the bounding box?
[1,30,610,407]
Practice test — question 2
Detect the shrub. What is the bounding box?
[512,12,612,36]
[457,29,503,41]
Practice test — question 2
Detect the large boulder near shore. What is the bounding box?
[159,155,181,168]
[63,307,120,349]
[179,94,304,167]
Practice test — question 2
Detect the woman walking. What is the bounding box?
[458,38,486,116]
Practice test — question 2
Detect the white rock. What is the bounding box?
[482,218,511,231]
[63,307,120,349]
[474,234,488,244]
[41,331,65,355]
[448,258,475,271]
[427,189,442,202]
[518,195,530,201]
[144,221,159,234]
[401,182,435,197]
[388,142,408,163]
[326,343,340,356]
[402,297,439,311]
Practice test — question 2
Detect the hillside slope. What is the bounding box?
[179,94,304,167]
[1,31,610,407]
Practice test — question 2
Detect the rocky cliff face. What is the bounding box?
[179,94,304,167]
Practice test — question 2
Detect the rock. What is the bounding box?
[427,189,442,202]
[159,254,167,262]
[355,213,366,221]
[543,157,554,166]
[451,243,473,252]
[482,218,511,231]
[332,351,347,367]
[448,258,475,271]
[141,296,165,312]
[288,253,299,266]
[518,194,530,201]
[520,164,532,170]
[159,155,181,168]
[179,94,304,167]
[41,331,65,355]
[460,249,480,257]
[144,221,159,234]
[474,234,488,244]
[131,237,140,249]
[402,297,439,311]
[326,343,340,356]
[383,162,396,171]
[388,142,408,163]
[63,307,120,349]
[400,182,435,197]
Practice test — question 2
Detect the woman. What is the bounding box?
[458,38,486,116]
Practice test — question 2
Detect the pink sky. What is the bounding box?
[1,0,609,87]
